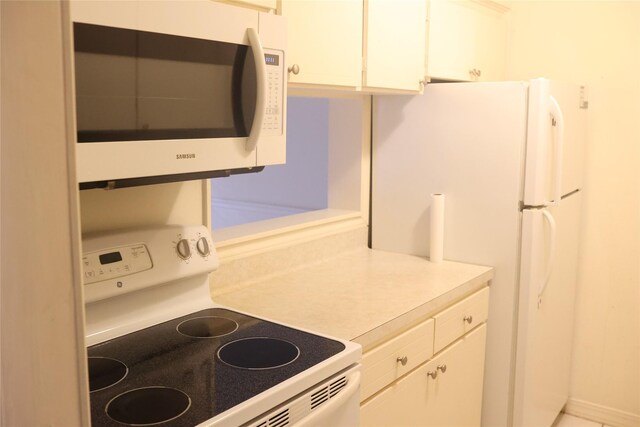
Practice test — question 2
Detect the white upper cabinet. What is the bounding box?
[281,0,428,93]
[363,0,428,92]
[280,0,363,89]
[427,0,508,82]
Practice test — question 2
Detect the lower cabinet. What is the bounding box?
[361,287,489,427]
[362,325,486,426]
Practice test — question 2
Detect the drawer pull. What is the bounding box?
[437,364,447,373]
[396,356,408,366]
[427,370,438,379]
[463,315,473,324]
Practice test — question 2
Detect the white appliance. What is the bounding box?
[82,225,361,426]
[371,79,586,427]
[70,1,287,189]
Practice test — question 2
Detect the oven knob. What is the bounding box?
[196,237,210,257]
[176,239,191,260]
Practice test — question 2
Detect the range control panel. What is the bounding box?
[83,244,152,285]
[82,225,219,304]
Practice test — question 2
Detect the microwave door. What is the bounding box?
[73,25,264,184]
[74,23,258,144]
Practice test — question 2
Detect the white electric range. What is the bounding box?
[82,225,361,426]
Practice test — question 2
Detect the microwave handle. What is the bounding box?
[246,28,267,153]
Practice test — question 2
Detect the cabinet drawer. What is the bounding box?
[361,318,434,401]
[433,287,489,352]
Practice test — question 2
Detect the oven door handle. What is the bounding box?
[246,27,266,153]
[295,371,361,427]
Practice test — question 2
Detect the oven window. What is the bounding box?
[73,23,257,142]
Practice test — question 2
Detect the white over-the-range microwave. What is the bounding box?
[70,1,287,189]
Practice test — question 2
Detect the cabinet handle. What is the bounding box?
[463,315,473,324]
[427,370,438,379]
[288,64,300,75]
[396,356,408,366]
[437,364,447,373]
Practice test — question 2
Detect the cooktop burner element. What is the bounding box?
[218,337,300,370]
[176,316,238,338]
[87,308,346,426]
[88,357,128,393]
[106,387,191,426]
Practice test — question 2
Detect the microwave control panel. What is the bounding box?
[262,49,284,135]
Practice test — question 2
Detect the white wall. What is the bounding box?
[328,97,368,212]
[505,1,640,424]
[1,2,89,424]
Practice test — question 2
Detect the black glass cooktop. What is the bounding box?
[87,308,345,426]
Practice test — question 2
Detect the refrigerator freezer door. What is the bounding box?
[523,79,586,206]
[514,192,582,427]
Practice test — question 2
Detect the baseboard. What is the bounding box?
[564,398,640,427]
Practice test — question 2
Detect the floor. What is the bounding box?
[554,413,612,427]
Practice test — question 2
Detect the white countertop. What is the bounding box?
[215,247,493,351]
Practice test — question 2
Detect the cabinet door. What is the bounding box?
[364,0,427,91]
[361,324,487,427]
[427,0,476,81]
[427,0,507,82]
[424,324,487,427]
[472,2,507,81]
[361,352,431,427]
[280,0,362,88]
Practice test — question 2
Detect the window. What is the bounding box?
[209,95,370,247]
[211,97,330,229]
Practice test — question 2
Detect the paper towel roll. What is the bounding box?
[430,193,445,263]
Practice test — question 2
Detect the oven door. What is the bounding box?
[295,369,361,427]
[239,365,361,427]
[71,1,285,185]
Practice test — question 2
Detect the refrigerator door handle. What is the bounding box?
[549,95,565,206]
[538,208,557,303]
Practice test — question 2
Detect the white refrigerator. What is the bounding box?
[371,79,586,427]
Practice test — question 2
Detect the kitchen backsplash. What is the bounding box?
[79,181,205,233]
[209,225,368,297]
